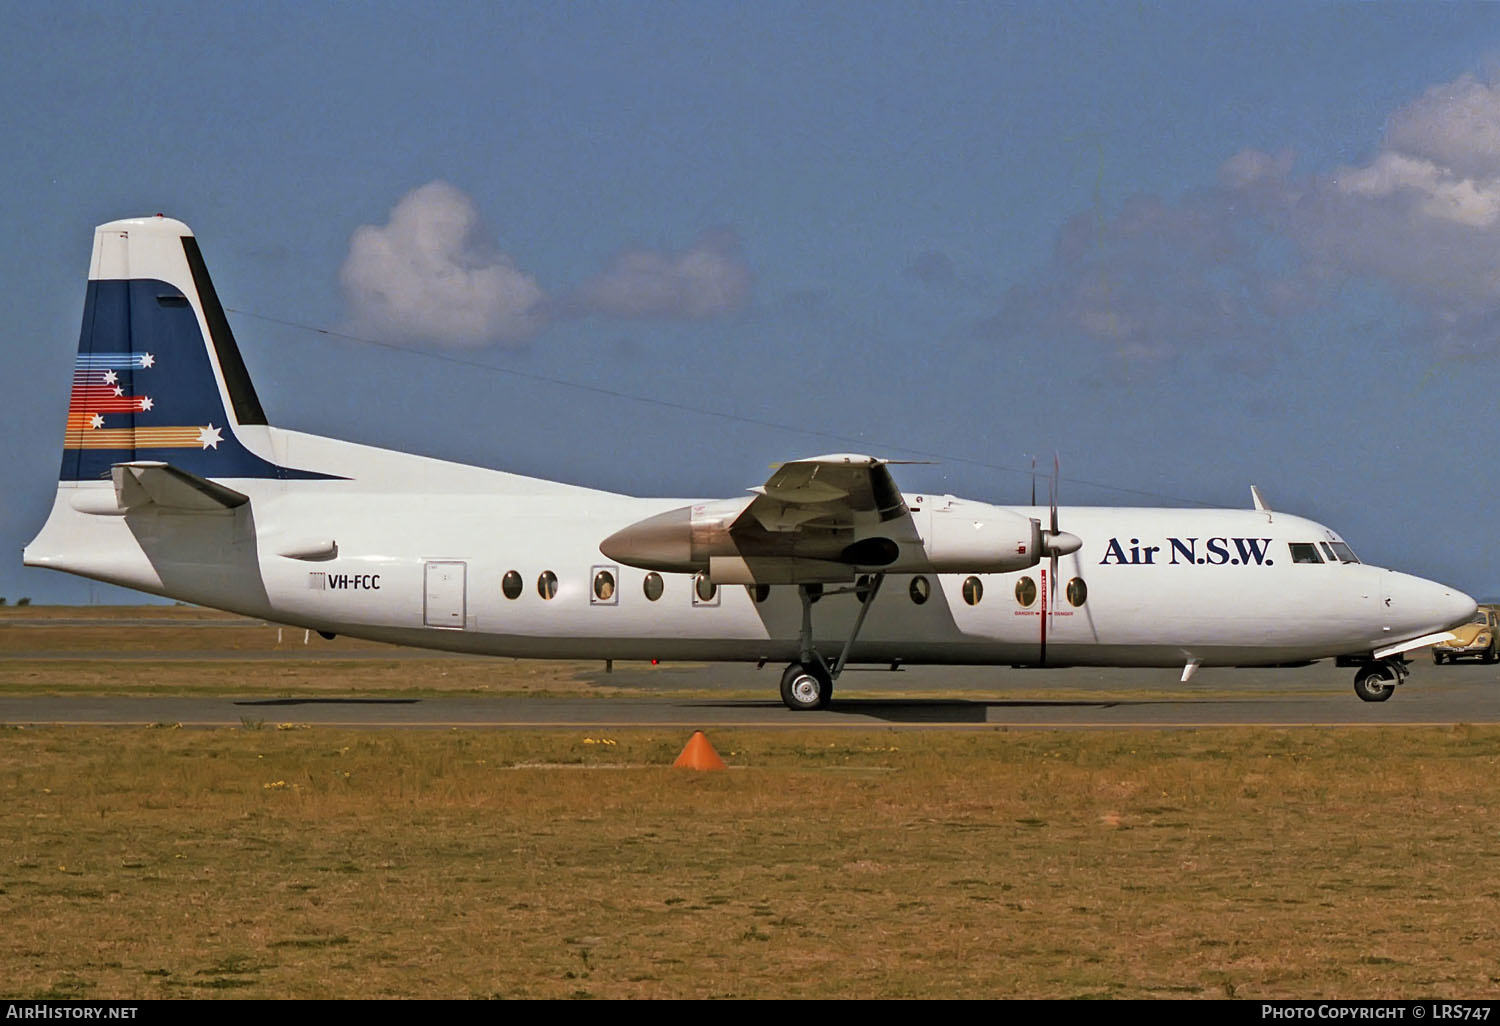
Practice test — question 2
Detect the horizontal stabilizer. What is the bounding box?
[112,461,249,512]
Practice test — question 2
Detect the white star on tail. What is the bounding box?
[112,386,123,397]
[139,353,155,368]
[89,413,104,429]
[102,370,117,384]
[197,424,222,450]
[139,397,153,412]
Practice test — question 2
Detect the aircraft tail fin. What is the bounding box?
[58,215,317,482]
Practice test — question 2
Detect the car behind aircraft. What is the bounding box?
[24,216,1478,708]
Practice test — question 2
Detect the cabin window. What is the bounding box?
[643,572,664,601]
[1066,577,1087,607]
[748,583,771,603]
[1015,576,1037,607]
[962,576,983,606]
[501,570,522,600]
[537,570,558,600]
[592,568,617,604]
[694,572,718,605]
[909,576,930,605]
[1329,542,1360,564]
[1289,543,1323,564]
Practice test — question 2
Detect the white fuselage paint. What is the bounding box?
[24,427,1474,671]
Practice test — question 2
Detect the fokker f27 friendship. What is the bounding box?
[24,216,1478,708]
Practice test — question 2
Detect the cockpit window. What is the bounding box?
[1289,543,1323,564]
[1320,542,1337,562]
[1328,542,1360,564]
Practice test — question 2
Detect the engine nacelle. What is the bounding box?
[601,496,1067,578]
[600,498,752,573]
[922,504,1043,573]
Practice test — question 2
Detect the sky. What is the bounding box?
[6,1,1500,603]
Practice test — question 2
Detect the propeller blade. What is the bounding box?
[1049,454,1059,628]
[1050,453,1060,536]
[1030,455,1037,508]
[1049,552,1059,615]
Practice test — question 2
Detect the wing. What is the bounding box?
[599,453,926,583]
[737,454,910,534]
[703,454,923,583]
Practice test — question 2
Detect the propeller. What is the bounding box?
[1040,453,1082,573]
[1039,454,1083,647]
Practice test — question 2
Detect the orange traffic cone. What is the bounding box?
[672,730,727,771]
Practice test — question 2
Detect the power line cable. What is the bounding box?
[225,306,1220,507]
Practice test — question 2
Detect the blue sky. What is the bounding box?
[6,2,1500,603]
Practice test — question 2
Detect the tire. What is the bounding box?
[1485,643,1498,665]
[1432,650,1445,665]
[1354,664,1397,703]
[780,661,832,711]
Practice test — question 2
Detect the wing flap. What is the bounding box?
[708,555,855,585]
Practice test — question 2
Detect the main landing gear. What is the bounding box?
[1352,659,1407,703]
[780,661,832,711]
[779,574,885,711]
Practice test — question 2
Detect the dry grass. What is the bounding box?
[0,656,611,698]
[3,725,1499,999]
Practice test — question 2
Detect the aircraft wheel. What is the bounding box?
[1354,664,1397,703]
[780,662,832,711]
[1432,650,1445,665]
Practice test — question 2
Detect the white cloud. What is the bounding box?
[572,229,752,319]
[341,181,546,347]
[1385,74,1500,181]
[993,69,1500,357]
[343,183,756,344]
[1279,73,1500,337]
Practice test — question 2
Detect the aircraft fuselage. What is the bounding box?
[26,465,1471,671]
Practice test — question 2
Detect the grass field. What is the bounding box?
[3,725,1499,999]
[3,606,1499,999]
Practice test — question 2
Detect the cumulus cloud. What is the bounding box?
[992,70,1500,357]
[570,229,752,320]
[342,182,753,346]
[1277,73,1500,344]
[341,181,546,347]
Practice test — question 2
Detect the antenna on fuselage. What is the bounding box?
[1250,484,1273,522]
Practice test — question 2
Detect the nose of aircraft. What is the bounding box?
[1391,572,1477,634]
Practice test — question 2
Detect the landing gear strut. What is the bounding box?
[779,574,885,711]
[1353,659,1406,703]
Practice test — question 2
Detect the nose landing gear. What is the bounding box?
[1353,659,1406,702]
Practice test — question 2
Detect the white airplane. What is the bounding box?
[24,215,1478,709]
